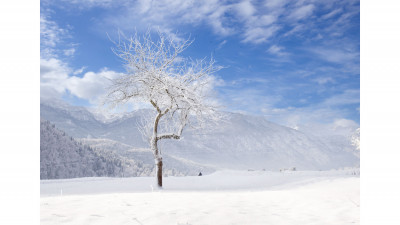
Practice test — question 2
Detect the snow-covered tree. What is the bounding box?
[104,31,220,187]
[351,128,360,151]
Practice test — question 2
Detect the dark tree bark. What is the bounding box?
[156,160,163,187]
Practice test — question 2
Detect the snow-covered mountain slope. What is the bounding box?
[79,138,215,176]
[40,120,211,179]
[40,100,148,147]
[40,119,133,179]
[40,99,359,171]
[160,113,358,170]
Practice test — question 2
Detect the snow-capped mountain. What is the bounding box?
[40,99,359,172]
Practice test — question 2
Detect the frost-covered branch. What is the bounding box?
[104,30,221,187]
[351,128,360,151]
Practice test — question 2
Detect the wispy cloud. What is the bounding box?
[312,76,335,85]
[321,8,343,20]
[73,66,87,75]
[267,45,289,57]
[220,87,281,115]
[40,14,69,58]
[40,11,77,59]
[218,74,359,129]
[264,0,289,10]
[63,48,76,57]
[230,77,270,86]
[322,89,359,106]
[216,40,227,50]
[242,26,280,44]
[287,4,315,21]
[310,48,359,64]
[106,0,233,38]
[42,0,115,10]
[43,0,359,48]
[234,0,256,19]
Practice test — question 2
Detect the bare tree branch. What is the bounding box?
[104,30,221,187]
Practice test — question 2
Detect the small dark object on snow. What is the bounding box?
[198,172,202,176]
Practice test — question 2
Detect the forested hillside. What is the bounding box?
[40,119,153,179]
[41,119,211,179]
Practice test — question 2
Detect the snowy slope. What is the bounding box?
[40,119,152,178]
[41,120,212,179]
[160,112,358,170]
[40,99,359,171]
[79,138,216,176]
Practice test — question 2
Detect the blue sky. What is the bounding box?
[40,0,360,129]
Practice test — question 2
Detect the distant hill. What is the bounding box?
[40,119,213,179]
[40,119,143,179]
[40,99,359,173]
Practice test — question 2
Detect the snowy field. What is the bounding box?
[41,170,359,225]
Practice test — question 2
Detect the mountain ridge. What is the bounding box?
[40,99,359,172]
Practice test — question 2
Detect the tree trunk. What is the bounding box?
[156,159,163,187]
[151,111,167,188]
[152,139,163,187]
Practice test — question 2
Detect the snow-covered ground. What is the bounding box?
[41,170,359,225]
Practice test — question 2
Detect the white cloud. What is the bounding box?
[40,15,69,58]
[220,85,281,115]
[73,67,87,75]
[258,15,277,26]
[287,4,315,21]
[40,57,123,104]
[207,6,233,36]
[230,77,270,86]
[216,40,227,50]
[242,25,280,44]
[40,12,77,59]
[321,8,343,20]
[88,0,285,44]
[322,89,360,106]
[66,69,122,104]
[234,0,256,19]
[231,1,281,44]
[54,0,114,9]
[265,0,289,10]
[267,45,282,54]
[267,45,288,56]
[40,15,63,48]
[310,47,359,64]
[103,0,232,39]
[283,23,305,37]
[40,58,70,95]
[313,76,335,85]
[63,48,76,57]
